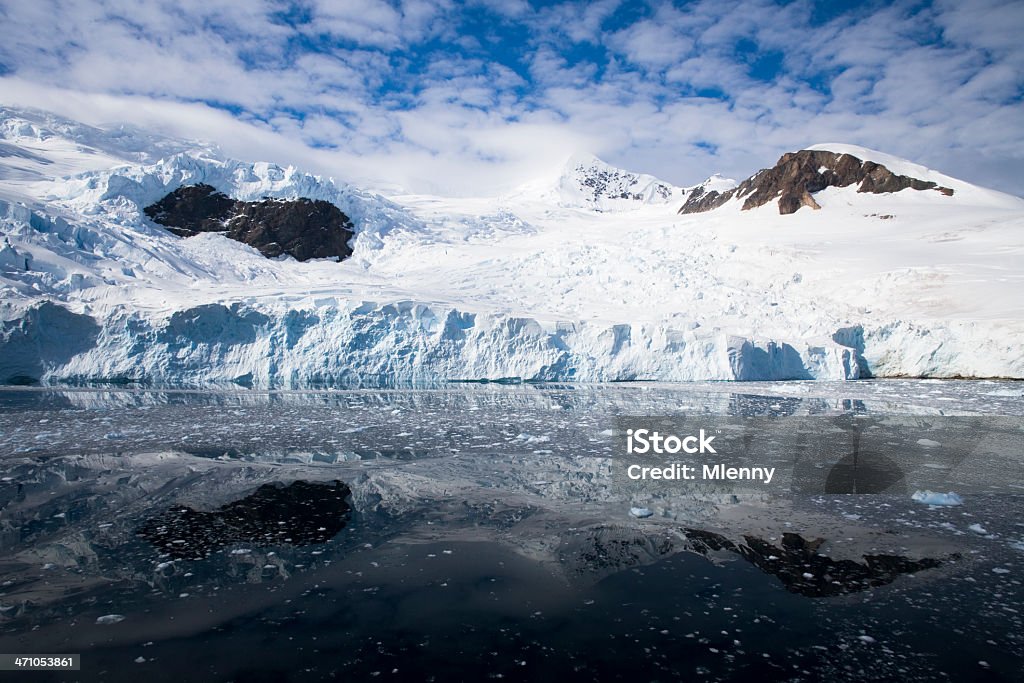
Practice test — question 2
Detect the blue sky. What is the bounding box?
[1,0,1022,195]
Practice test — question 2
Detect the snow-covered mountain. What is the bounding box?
[679,143,1024,215]
[507,152,698,211]
[1,106,1022,386]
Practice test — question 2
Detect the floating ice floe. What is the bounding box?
[968,523,989,535]
[629,507,654,519]
[911,490,963,506]
[96,614,125,625]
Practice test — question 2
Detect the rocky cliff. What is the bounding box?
[678,149,955,215]
[145,184,355,261]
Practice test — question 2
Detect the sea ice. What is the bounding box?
[96,614,125,625]
[911,490,963,506]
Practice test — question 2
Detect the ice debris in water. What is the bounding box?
[968,523,989,535]
[96,614,125,625]
[630,507,654,519]
[911,490,963,506]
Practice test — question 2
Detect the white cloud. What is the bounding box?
[0,0,1021,196]
[605,19,694,69]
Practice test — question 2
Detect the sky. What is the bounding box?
[0,0,1022,196]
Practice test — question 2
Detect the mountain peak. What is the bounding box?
[676,145,1023,215]
[552,153,683,211]
[561,151,605,169]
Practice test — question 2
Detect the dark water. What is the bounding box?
[0,385,1022,682]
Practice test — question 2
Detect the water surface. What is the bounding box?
[0,381,1021,681]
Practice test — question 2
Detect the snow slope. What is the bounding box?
[1,107,1022,386]
[803,143,1024,210]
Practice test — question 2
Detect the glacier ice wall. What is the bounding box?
[0,300,861,386]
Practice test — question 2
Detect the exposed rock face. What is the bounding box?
[678,150,955,215]
[144,184,355,261]
[677,185,730,214]
[144,183,235,234]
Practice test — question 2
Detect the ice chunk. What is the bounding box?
[911,490,963,506]
[916,439,941,447]
[968,523,989,535]
[630,507,653,518]
[96,614,125,625]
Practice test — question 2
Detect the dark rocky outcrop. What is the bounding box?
[678,185,731,214]
[144,183,235,234]
[144,184,355,261]
[679,149,955,216]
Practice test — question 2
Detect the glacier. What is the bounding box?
[0,298,862,386]
[1,107,1023,386]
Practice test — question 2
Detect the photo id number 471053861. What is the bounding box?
[0,654,81,670]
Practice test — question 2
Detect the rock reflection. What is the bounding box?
[686,529,947,597]
[138,480,351,560]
